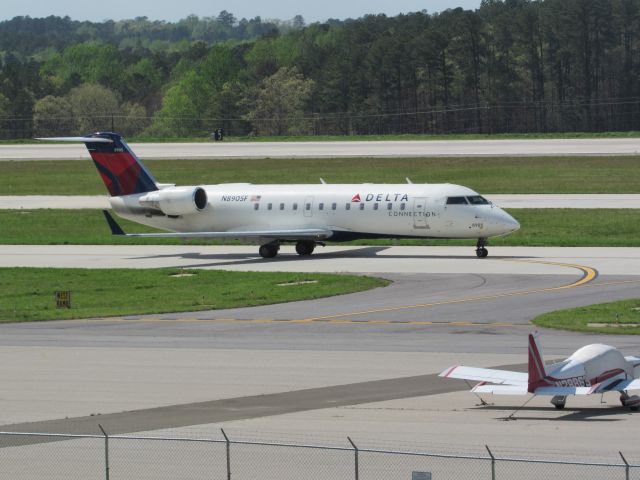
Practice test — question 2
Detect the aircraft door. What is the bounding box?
[413,197,428,229]
[304,196,314,217]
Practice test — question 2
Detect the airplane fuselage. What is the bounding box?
[110,183,520,241]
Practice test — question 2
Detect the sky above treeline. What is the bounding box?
[2,0,481,23]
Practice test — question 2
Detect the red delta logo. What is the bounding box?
[351,193,361,202]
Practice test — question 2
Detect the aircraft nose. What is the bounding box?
[501,210,520,232]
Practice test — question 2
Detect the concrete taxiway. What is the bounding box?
[2,138,640,160]
[1,194,639,209]
[1,245,639,460]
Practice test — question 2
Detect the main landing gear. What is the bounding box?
[258,243,279,258]
[620,392,640,411]
[551,395,567,409]
[258,241,317,258]
[295,240,315,256]
[476,238,488,258]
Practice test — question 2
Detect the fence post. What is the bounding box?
[98,424,110,480]
[620,451,630,480]
[221,428,231,480]
[485,445,495,480]
[347,437,359,480]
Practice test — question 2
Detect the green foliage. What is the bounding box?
[67,83,121,133]
[42,42,124,92]
[242,66,314,135]
[149,45,241,136]
[33,95,74,136]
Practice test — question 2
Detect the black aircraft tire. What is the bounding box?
[295,241,315,256]
[259,244,279,258]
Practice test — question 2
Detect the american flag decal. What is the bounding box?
[250,195,262,202]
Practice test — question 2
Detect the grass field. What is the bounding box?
[533,299,640,334]
[1,208,638,247]
[0,267,388,322]
[1,156,640,195]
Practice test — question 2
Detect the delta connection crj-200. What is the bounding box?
[38,132,520,258]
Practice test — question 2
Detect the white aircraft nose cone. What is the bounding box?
[504,213,520,232]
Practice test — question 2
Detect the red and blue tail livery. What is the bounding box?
[84,132,158,196]
[37,132,157,196]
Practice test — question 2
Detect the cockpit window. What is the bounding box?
[446,196,469,205]
[466,195,490,205]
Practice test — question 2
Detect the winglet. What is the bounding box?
[102,210,125,235]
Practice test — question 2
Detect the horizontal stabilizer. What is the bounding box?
[533,386,592,396]
[36,137,114,143]
[440,365,527,386]
[472,384,528,395]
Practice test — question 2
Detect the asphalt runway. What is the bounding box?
[2,194,639,209]
[2,138,640,160]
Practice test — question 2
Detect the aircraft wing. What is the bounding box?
[103,210,332,240]
[471,384,528,395]
[590,378,640,393]
[439,365,528,386]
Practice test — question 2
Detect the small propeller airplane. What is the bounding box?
[440,332,640,410]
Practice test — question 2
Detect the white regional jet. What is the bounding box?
[440,332,640,410]
[39,132,520,258]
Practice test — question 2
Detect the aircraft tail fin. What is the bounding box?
[528,331,550,392]
[37,132,158,197]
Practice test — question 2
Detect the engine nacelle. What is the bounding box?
[139,186,207,216]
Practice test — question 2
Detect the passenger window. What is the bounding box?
[293,203,298,210]
[387,202,392,210]
[279,203,285,210]
[359,203,365,210]
[267,203,272,210]
[400,203,405,211]
[254,203,259,210]
[446,196,468,205]
[332,202,337,210]
[467,195,490,205]
[373,203,379,210]
[305,203,311,211]
[345,203,351,210]
[319,203,324,211]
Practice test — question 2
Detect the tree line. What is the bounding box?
[2,1,640,139]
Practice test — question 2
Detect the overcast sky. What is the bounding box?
[1,0,481,23]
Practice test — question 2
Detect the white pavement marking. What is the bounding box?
[0,245,638,276]
[2,138,640,160]
[0,194,638,209]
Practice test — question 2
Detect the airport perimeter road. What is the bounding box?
[2,194,640,209]
[2,138,640,160]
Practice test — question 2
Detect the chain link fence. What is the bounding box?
[4,96,640,139]
[0,430,638,480]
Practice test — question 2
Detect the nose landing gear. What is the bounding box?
[476,238,488,258]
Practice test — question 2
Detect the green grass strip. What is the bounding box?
[0,268,388,323]
[1,209,639,247]
[532,299,640,335]
[1,156,640,194]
